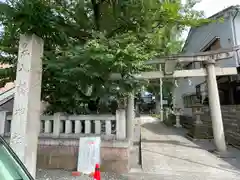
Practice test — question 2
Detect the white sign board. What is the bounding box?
[77,137,101,174]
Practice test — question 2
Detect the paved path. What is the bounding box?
[140,120,240,179]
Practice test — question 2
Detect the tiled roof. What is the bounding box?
[0,82,15,93]
[0,64,11,68]
[0,63,14,93]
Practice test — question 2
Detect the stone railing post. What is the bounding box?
[53,113,61,137]
[65,118,72,134]
[116,109,126,140]
[0,111,7,136]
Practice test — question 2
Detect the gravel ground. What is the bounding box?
[36,169,128,180]
[36,169,239,180]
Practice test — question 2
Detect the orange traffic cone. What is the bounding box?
[94,164,101,180]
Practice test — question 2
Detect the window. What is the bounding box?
[183,94,198,108]
[185,62,196,69]
[201,37,221,52]
[195,85,202,102]
[0,136,33,180]
[186,63,192,69]
[185,62,201,70]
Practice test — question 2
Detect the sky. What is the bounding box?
[181,0,240,38]
[193,0,239,17]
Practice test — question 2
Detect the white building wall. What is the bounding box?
[233,12,240,66]
[174,12,240,117]
[234,12,240,43]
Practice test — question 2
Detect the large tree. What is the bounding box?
[0,0,209,113]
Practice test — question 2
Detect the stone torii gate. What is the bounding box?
[112,46,240,154]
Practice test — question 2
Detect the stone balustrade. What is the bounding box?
[0,110,130,173]
[0,110,127,140]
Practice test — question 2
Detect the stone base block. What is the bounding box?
[180,116,194,129]
[208,149,235,158]
[226,133,240,149]
[101,160,129,173]
[187,123,213,140]
[37,149,77,170]
[163,114,176,126]
[36,138,130,174]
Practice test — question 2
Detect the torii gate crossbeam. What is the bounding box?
[110,67,237,80]
[110,47,239,80]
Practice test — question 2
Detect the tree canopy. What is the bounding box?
[0,0,209,113]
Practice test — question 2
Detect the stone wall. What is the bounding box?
[4,137,130,174]
[201,105,240,148]
[182,105,240,148]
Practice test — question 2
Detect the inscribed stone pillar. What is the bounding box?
[126,93,135,141]
[10,34,43,178]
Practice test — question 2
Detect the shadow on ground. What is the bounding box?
[142,148,240,174]
[141,139,210,150]
[142,122,187,136]
[141,121,240,172]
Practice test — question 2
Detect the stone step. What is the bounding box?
[129,145,141,170]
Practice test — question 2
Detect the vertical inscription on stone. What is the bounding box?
[11,37,31,161]
[10,34,44,178]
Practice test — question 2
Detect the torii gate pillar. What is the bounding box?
[205,59,227,152]
[126,93,135,142]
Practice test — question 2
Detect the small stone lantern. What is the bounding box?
[192,103,204,124]
[174,107,182,128]
[186,103,212,140]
